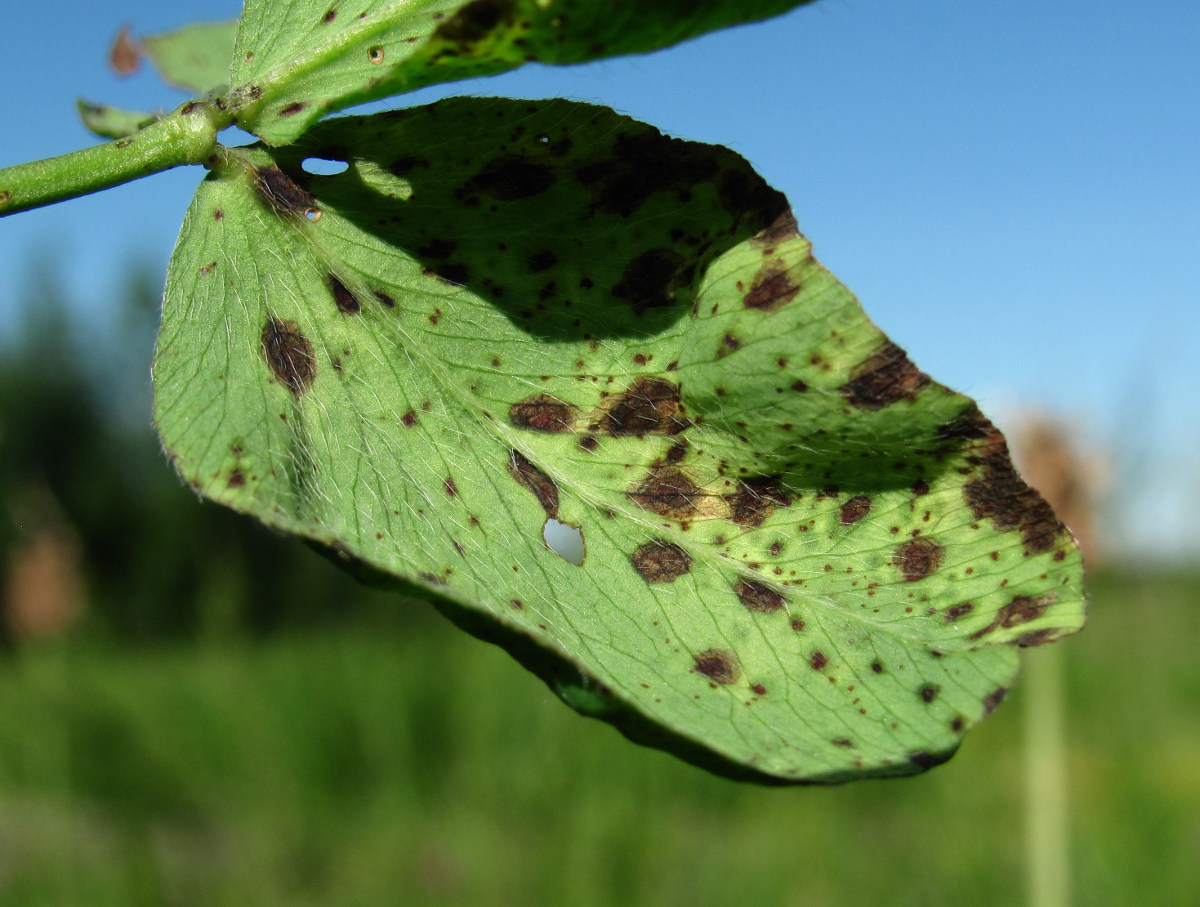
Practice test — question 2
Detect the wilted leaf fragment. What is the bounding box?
[228,0,817,144]
[155,97,1085,784]
[141,20,239,95]
[76,100,159,140]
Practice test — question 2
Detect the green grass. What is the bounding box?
[0,567,1196,906]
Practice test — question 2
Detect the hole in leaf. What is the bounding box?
[536,134,550,143]
[301,157,349,176]
[303,208,322,221]
[368,46,385,64]
[543,519,584,566]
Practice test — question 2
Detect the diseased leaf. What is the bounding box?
[226,0,815,145]
[154,97,1086,783]
[76,99,160,139]
[142,20,239,95]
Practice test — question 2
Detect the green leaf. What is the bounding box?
[76,100,160,140]
[154,97,1086,783]
[142,20,239,95]
[226,0,815,145]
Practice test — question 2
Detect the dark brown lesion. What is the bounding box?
[892,538,944,582]
[840,495,872,525]
[743,257,801,311]
[328,274,361,315]
[590,377,689,437]
[261,317,316,395]
[693,648,741,685]
[509,394,577,432]
[506,450,559,518]
[631,540,693,584]
[253,165,318,218]
[840,340,930,410]
[940,406,1068,555]
[735,579,786,614]
[725,479,792,529]
[965,460,1065,555]
[969,593,1058,641]
[610,248,688,315]
[629,466,702,519]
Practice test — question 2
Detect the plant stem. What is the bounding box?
[1023,645,1072,907]
[0,100,226,217]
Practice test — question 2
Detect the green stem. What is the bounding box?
[0,100,227,217]
[1023,645,1072,907]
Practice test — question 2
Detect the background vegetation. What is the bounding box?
[1,266,1196,904]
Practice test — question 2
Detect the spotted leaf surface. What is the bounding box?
[155,97,1086,783]
[226,0,814,145]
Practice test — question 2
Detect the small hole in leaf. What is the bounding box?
[536,134,549,143]
[301,157,349,176]
[543,519,584,566]
[368,46,385,64]
[304,208,322,221]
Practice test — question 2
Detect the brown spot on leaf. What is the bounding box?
[629,466,701,520]
[943,602,975,621]
[460,154,554,201]
[435,0,511,43]
[389,156,429,177]
[631,540,692,584]
[611,248,686,315]
[892,538,944,582]
[591,377,687,436]
[969,593,1058,641]
[735,579,785,613]
[809,651,829,671]
[577,130,722,219]
[983,687,1009,714]
[840,495,872,525]
[417,238,457,259]
[526,249,557,272]
[750,210,802,245]
[752,683,768,696]
[402,410,418,427]
[261,318,316,395]
[328,274,360,315]
[509,394,576,432]
[744,258,801,311]
[965,456,1065,555]
[254,166,318,218]
[919,685,939,704]
[725,479,791,528]
[444,476,458,497]
[506,450,559,518]
[841,341,931,410]
[694,649,741,685]
[279,102,308,117]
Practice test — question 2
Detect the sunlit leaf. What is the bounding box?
[226,0,815,145]
[154,97,1085,782]
[142,20,239,95]
[76,100,160,140]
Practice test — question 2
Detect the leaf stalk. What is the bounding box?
[0,100,227,217]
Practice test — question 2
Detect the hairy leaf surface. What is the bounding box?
[155,97,1086,782]
[227,0,814,144]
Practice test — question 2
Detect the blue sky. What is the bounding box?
[2,1,1197,558]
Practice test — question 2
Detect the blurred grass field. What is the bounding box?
[0,565,1196,906]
